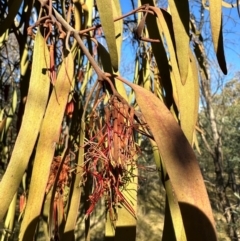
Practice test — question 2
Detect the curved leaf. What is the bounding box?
[144,7,174,108]
[116,76,217,241]
[0,30,50,221]
[154,8,199,144]
[19,53,74,241]
[150,7,181,107]
[151,141,187,241]
[209,0,227,74]
[168,0,190,85]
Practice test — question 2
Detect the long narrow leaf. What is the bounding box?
[19,53,74,241]
[116,77,217,241]
[180,50,199,144]
[63,121,85,240]
[209,0,227,74]
[0,30,50,221]
[168,0,190,85]
[151,141,187,241]
[97,0,119,72]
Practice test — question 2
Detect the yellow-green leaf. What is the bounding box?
[1,193,17,240]
[0,28,9,48]
[111,0,127,99]
[154,8,199,144]
[19,53,74,241]
[190,18,209,81]
[168,0,190,85]
[112,0,122,65]
[98,42,128,100]
[63,121,85,240]
[149,7,181,108]
[209,0,227,74]
[0,30,50,221]
[82,0,94,28]
[97,0,119,72]
[180,50,199,144]
[144,8,174,108]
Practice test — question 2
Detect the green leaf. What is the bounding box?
[97,0,119,72]
[0,30,50,221]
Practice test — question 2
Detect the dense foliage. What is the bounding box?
[0,0,239,241]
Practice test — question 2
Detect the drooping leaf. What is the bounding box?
[209,0,227,74]
[97,0,119,72]
[112,0,128,99]
[82,0,94,28]
[142,52,152,91]
[192,129,201,154]
[0,30,50,221]
[154,8,199,144]
[151,141,187,241]
[1,193,17,240]
[190,18,209,81]
[116,76,217,241]
[168,0,190,85]
[63,121,85,240]
[112,0,122,63]
[144,7,174,108]
[128,57,139,104]
[151,7,182,108]
[0,113,7,134]
[98,42,128,100]
[180,51,199,144]
[19,53,74,241]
